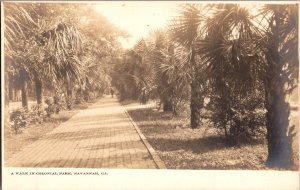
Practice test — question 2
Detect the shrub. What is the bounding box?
[10,109,28,134]
[29,105,45,123]
[207,90,266,145]
[9,104,50,134]
[229,101,266,143]
[53,95,63,113]
[45,104,56,117]
[45,97,60,117]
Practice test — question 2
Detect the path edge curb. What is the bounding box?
[123,107,167,169]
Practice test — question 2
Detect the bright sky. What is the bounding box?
[94,1,179,49]
[93,1,277,49]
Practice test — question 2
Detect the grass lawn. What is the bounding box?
[125,101,299,170]
[4,99,98,161]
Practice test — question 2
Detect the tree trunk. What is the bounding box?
[264,13,294,169]
[65,77,73,110]
[20,70,28,109]
[21,79,28,109]
[224,125,229,142]
[190,79,203,129]
[66,89,73,110]
[9,81,13,101]
[35,78,44,113]
[83,89,89,102]
[13,88,18,101]
[264,63,294,169]
[5,72,10,107]
[190,49,203,129]
[162,99,173,112]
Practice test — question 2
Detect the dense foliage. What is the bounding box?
[4,4,125,105]
[4,3,298,169]
[110,4,298,169]
[4,3,125,134]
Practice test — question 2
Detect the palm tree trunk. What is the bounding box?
[9,77,13,101]
[5,72,10,107]
[65,80,73,110]
[190,79,203,128]
[162,99,173,112]
[13,88,18,101]
[264,67,293,168]
[66,89,73,109]
[264,12,294,169]
[21,79,28,109]
[190,49,203,129]
[35,78,44,113]
[9,84,13,101]
[20,70,28,109]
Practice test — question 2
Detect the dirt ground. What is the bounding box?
[125,101,299,170]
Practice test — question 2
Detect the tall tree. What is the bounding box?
[195,4,298,168]
[194,4,264,142]
[149,30,191,114]
[4,4,37,108]
[259,4,298,168]
[170,4,205,128]
[4,3,83,112]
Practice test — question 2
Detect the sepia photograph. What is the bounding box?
[1,1,299,189]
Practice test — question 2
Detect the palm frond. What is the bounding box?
[194,4,264,96]
[169,3,204,48]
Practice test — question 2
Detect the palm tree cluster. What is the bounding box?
[4,3,125,111]
[112,31,191,114]
[4,2,298,170]
[112,3,298,169]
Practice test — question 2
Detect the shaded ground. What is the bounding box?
[126,101,299,170]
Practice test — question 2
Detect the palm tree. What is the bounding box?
[40,22,83,110]
[4,3,83,111]
[147,30,174,111]
[194,4,264,141]
[4,3,39,109]
[147,29,191,114]
[195,4,298,168]
[111,49,146,101]
[170,4,205,128]
[130,39,157,104]
[257,4,298,168]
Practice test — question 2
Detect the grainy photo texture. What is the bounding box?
[2,2,299,171]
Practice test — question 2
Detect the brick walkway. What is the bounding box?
[5,97,159,169]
